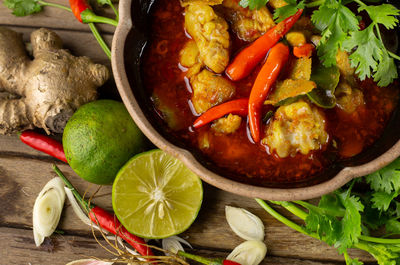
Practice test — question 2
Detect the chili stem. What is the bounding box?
[82,11,118,26]
[106,0,119,21]
[88,23,111,58]
[52,164,91,211]
[38,0,72,12]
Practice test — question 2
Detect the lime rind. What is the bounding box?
[112,150,203,239]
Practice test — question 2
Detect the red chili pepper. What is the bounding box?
[89,207,152,257]
[193,99,249,129]
[223,260,242,265]
[226,9,303,81]
[20,130,67,163]
[293,43,314,58]
[53,165,154,259]
[248,42,289,143]
[70,0,91,23]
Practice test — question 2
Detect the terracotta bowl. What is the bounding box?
[112,0,400,201]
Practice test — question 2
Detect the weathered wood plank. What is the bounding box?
[5,26,112,67]
[0,156,375,263]
[0,226,121,265]
[1,226,350,265]
[0,0,116,34]
[0,135,51,157]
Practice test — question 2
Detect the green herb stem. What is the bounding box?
[359,235,400,244]
[81,9,118,26]
[177,250,222,265]
[88,23,111,59]
[270,201,309,220]
[389,51,400,61]
[255,199,319,240]
[106,0,119,21]
[38,0,71,12]
[53,164,91,211]
[305,0,325,8]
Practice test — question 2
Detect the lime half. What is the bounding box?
[112,150,203,239]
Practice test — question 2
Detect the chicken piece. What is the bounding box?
[181,0,223,7]
[336,50,355,79]
[269,0,287,9]
[219,0,275,42]
[335,82,364,113]
[286,31,307,47]
[262,101,328,158]
[180,40,203,78]
[212,113,242,134]
[289,57,312,80]
[191,69,235,114]
[180,40,200,68]
[185,3,230,73]
[286,17,313,46]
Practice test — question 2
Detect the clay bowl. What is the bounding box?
[112,0,400,201]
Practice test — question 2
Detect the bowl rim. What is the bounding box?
[111,0,400,201]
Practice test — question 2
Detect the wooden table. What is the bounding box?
[0,2,375,264]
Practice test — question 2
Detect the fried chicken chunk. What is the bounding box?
[191,69,235,114]
[219,0,275,41]
[263,101,328,158]
[212,114,242,134]
[184,3,230,73]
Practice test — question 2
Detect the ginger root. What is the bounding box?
[0,27,109,134]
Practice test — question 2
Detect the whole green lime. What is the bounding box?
[63,100,146,185]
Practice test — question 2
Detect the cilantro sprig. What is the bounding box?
[239,0,400,86]
[257,157,400,265]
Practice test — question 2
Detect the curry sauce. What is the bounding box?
[142,0,399,185]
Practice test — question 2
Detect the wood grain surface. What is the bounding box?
[0,1,377,264]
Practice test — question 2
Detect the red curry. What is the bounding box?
[142,0,399,185]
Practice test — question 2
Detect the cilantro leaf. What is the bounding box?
[3,0,42,16]
[273,0,304,22]
[386,219,400,235]
[365,158,400,194]
[239,0,269,10]
[371,191,398,211]
[361,242,400,265]
[374,50,399,87]
[335,190,364,253]
[343,25,383,80]
[312,1,359,67]
[360,4,400,30]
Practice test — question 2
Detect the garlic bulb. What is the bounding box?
[33,177,65,246]
[162,236,192,255]
[66,259,113,265]
[227,241,267,265]
[225,206,265,241]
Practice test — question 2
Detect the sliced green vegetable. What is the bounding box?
[265,79,316,106]
[308,62,340,109]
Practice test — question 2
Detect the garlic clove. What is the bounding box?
[162,236,192,255]
[33,177,65,246]
[227,240,267,265]
[225,206,265,241]
[66,259,113,265]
